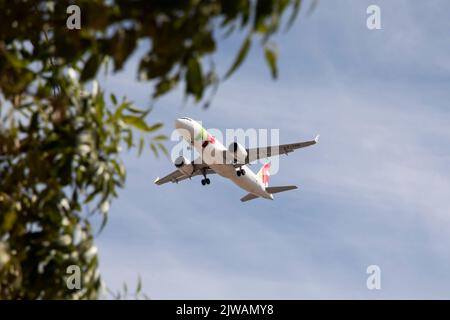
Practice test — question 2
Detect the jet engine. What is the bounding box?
[174,156,194,176]
[228,142,248,164]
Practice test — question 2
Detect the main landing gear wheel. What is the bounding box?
[201,168,210,185]
[236,168,246,176]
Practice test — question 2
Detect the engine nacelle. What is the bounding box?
[174,156,194,176]
[228,142,248,164]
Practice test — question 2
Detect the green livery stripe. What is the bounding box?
[195,127,207,141]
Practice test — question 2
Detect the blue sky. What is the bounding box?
[95,0,450,299]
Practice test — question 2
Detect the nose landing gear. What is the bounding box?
[236,168,246,176]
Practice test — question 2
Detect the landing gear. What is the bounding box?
[236,168,246,176]
[201,169,210,186]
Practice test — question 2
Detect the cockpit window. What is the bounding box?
[180,117,192,121]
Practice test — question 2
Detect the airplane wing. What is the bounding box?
[245,135,319,164]
[154,165,216,185]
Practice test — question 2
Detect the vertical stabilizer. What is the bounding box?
[257,162,271,187]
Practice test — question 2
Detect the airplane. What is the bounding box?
[154,117,319,202]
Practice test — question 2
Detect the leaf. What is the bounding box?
[286,0,302,31]
[114,101,130,120]
[80,54,101,82]
[222,23,236,38]
[110,93,118,105]
[111,28,137,71]
[264,46,278,79]
[4,50,30,68]
[152,134,168,141]
[138,136,145,156]
[307,0,319,16]
[185,57,203,100]
[126,105,146,114]
[99,213,109,234]
[154,75,180,98]
[136,276,142,294]
[111,160,126,179]
[149,143,158,157]
[253,0,275,31]
[157,142,169,158]
[2,211,17,232]
[124,130,133,149]
[85,189,99,204]
[146,123,163,132]
[122,115,149,132]
[224,36,251,79]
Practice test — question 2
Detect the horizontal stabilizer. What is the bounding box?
[240,193,259,202]
[266,185,298,194]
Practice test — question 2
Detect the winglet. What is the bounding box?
[314,134,320,143]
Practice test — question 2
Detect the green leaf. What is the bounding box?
[99,212,109,234]
[85,189,100,204]
[149,143,158,157]
[185,57,203,100]
[146,123,163,132]
[157,142,169,158]
[225,36,251,79]
[111,160,126,179]
[138,136,145,156]
[286,0,302,30]
[152,134,168,141]
[4,50,29,68]
[154,75,180,98]
[136,276,142,294]
[264,46,278,79]
[81,54,101,82]
[2,211,17,232]
[122,115,149,132]
[126,105,146,114]
[253,0,275,32]
[114,101,130,120]
[124,130,133,149]
[110,93,118,105]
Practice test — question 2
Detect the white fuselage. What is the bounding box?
[175,118,273,199]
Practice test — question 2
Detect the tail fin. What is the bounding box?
[257,162,271,187]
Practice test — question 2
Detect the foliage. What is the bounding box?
[0,74,165,298]
[0,0,303,299]
[105,277,150,300]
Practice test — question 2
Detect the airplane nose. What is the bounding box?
[175,118,194,141]
[175,118,184,129]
